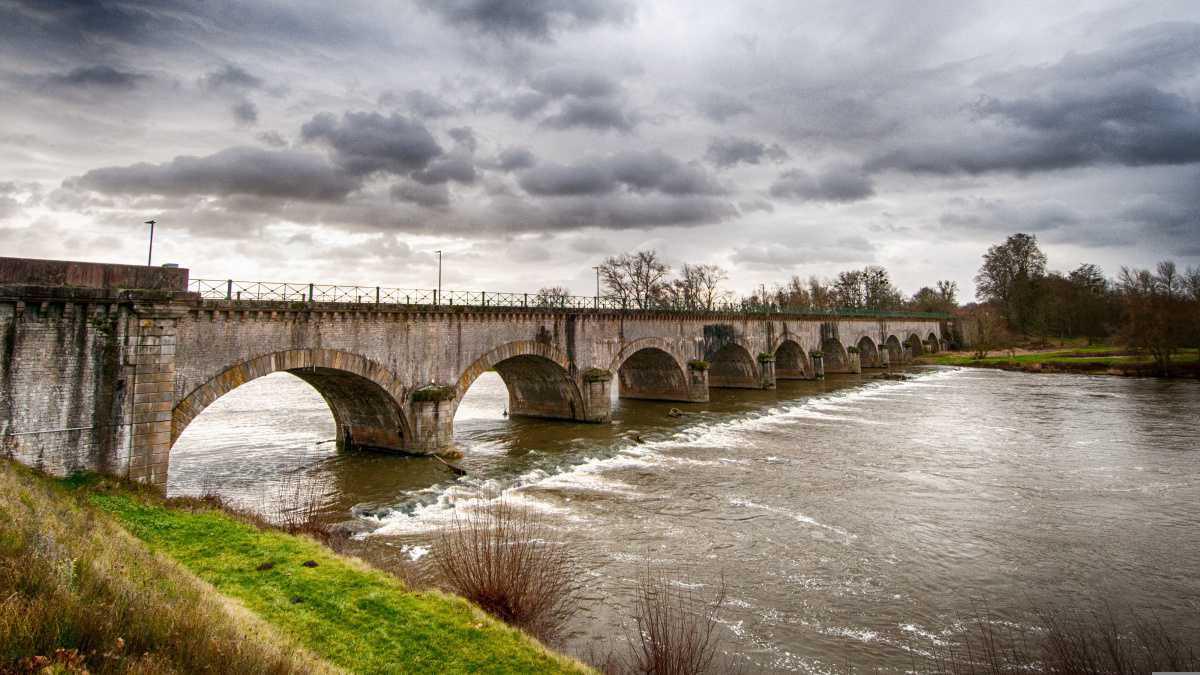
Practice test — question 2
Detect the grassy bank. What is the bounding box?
[0,460,337,674]
[2,462,588,674]
[919,344,1200,376]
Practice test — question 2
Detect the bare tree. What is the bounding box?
[807,276,835,310]
[674,264,728,310]
[534,286,572,307]
[969,305,1009,359]
[1117,262,1190,372]
[773,275,812,309]
[599,251,673,309]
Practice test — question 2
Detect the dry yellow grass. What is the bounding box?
[0,460,340,674]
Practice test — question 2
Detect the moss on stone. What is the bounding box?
[687,359,710,371]
[809,350,824,358]
[757,352,775,363]
[411,384,456,402]
[581,368,612,382]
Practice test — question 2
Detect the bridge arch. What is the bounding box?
[455,341,587,421]
[609,338,694,402]
[856,336,882,368]
[884,335,904,364]
[822,336,851,373]
[708,340,760,388]
[773,337,810,379]
[906,333,924,358]
[173,349,412,454]
[926,332,941,353]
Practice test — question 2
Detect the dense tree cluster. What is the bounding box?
[973,233,1200,369]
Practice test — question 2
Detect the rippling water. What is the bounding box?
[168,367,1200,672]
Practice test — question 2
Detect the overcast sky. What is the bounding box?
[2,0,1198,299]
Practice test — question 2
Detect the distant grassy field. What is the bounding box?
[920,344,1199,373]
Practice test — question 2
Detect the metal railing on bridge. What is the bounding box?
[187,278,950,320]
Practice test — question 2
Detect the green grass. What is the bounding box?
[79,489,588,675]
[0,460,337,674]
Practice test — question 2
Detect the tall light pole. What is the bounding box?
[592,265,601,307]
[144,220,157,266]
[436,250,442,305]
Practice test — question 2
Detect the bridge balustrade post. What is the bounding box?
[308,283,314,302]
[225,279,232,300]
[375,286,380,304]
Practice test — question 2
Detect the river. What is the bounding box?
[167,367,1200,672]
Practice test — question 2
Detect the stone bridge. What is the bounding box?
[0,258,950,488]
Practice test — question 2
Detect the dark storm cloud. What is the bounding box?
[45,65,148,90]
[300,111,443,176]
[705,136,788,169]
[496,147,537,171]
[1,1,391,61]
[419,0,631,41]
[541,98,636,132]
[232,99,259,125]
[768,166,874,202]
[72,147,360,202]
[448,127,478,153]
[391,181,450,208]
[871,22,1200,175]
[413,156,478,185]
[519,150,722,197]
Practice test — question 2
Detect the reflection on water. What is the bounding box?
[168,368,1200,672]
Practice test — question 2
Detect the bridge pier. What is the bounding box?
[408,398,455,455]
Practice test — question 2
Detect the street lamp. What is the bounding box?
[592,265,601,308]
[144,220,157,266]
[436,250,442,305]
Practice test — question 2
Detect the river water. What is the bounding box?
[168,367,1200,672]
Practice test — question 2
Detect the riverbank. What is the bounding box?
[0,460,587,674]
[918,344,1200,377]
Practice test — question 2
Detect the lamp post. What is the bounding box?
[592,265,601,308]
[436,250,442,305]
[144,220,157,266]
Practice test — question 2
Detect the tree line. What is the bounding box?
[540,251,958,313]
[536,236,1199,371]
[971,232,1200,369]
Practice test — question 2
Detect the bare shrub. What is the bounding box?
[621,569,728,675]
[432,498,580,645]
[927,604,1200,675]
